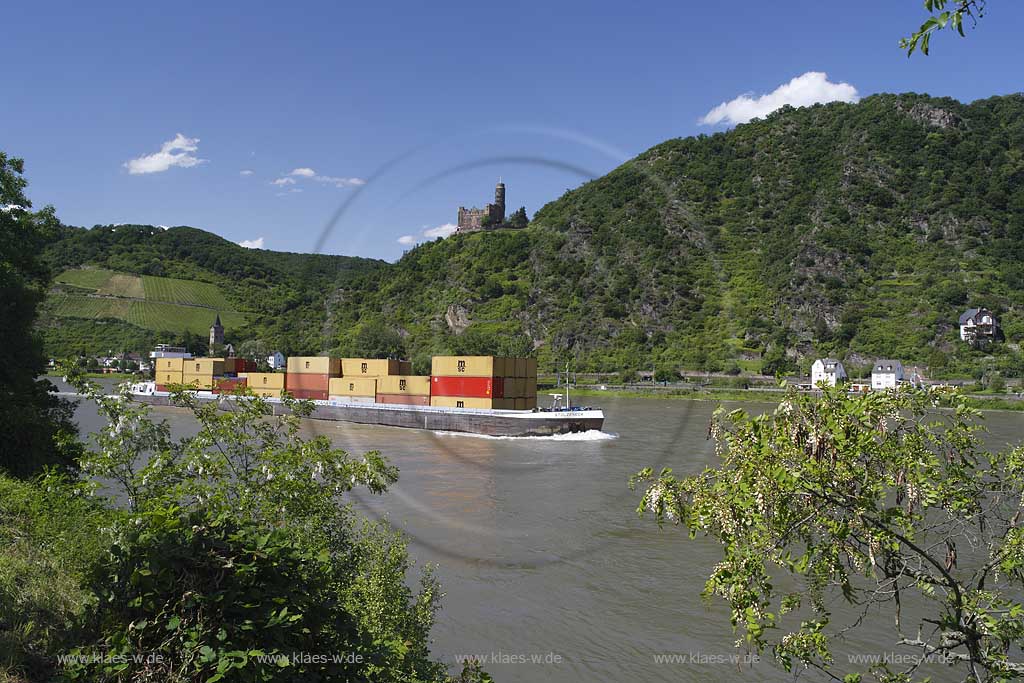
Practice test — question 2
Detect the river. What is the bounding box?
[62,384,1024,682]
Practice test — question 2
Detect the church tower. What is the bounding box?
[209,313,224,354]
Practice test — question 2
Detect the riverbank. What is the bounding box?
[563,386,1024,412]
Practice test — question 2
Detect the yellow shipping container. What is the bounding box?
[184,358,224,375]
[156,357,185,372]
[514,398,527,411]
[430,396,496,409]
[157,371,184,385]
[513,358,527,378]
[494,398,516,410]
[250,387,284,398]
[399,360,413,375]
[376,375,430,395]
[525,358,537,378]
[181,373,215,390]
[328,377,377,397]
[241,373,285,389]
[287,356,341,376]
[431,356,503,377]
[341,358,401,377]
[525,396,537,410]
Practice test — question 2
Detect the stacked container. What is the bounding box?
[240,372,285,398]
[155,357,184,390]
[286,356,341,400]
[376,375,431,406]
[328,377,377,403]
[430,356,507,409]
[181,358,225,390]
[430,356,538,410]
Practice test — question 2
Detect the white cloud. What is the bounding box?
[240,169,254,176]
[239,237,265,249]
[397,235,416,246]
[699,72,859,126]
[272,167,366,189]
[423,222,457,239]
[124,133,206,174]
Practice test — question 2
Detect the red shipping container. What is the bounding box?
[287,388,328,400]
[429,376,502,398]
[285,373,331,392]
[156,384,168,392]
[376,393,430,406]
[213,377,248,394]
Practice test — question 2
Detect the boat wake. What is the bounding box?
[432,429,618,441]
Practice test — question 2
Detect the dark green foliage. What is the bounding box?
[339,319,406,359]
[0,473,121,680]
[68,507,364,682]
[507,206,529,228]
[0,154,82,477]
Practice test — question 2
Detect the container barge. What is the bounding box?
[129,382,605,437]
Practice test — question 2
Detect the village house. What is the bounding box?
[267,351,286,370]
[959,307,1000,345]
[810,358,847,387]
[871,359,904,391]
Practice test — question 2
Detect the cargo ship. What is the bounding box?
[134,354,604,437]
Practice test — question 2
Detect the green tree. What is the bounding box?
[901,0,987,56]
[0,153,81,477]
[508,206,529,228]
[633,386,1024,682]
[343,319,406,359]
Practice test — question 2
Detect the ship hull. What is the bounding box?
[131,391,603,437]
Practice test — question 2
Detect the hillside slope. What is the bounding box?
[40,225,386,357]
[41,93,1024,378]
[336,93,1024,377]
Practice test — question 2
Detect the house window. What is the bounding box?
[457,400,464,408]
[361,362,368,373]
[399,379,407,391]
[457,360,466,373]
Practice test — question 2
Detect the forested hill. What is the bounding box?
[41,225,387,356]
[42,93,1024,378]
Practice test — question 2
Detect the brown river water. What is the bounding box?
[61,381,1024,683]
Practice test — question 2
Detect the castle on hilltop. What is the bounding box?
[456,181,506,233]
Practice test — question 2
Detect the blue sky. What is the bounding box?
[4,1,1022,261]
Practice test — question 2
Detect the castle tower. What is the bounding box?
[209,313,224,354]
[494,180,506,221]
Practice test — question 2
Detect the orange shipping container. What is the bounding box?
[376,375,430,395]
[250,387,284,398]
[286,373,331,392]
